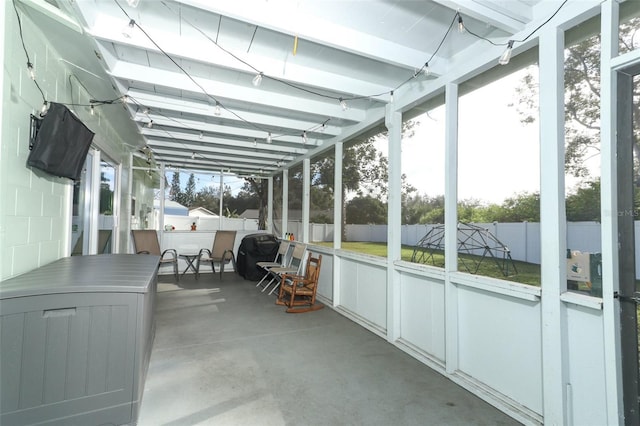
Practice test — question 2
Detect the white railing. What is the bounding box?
[288,221,639,269]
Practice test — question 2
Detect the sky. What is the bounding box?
[167,68,598,206]
[380,69,541,204]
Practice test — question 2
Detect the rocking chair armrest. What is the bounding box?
[161,248,178,260]
[280,272,304,281]
[282,274,314,286]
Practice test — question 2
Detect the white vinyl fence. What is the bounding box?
[288,221,639,269]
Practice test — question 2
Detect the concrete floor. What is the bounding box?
[138,273,521,426]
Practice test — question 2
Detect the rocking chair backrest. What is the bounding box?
[304,255,322,284]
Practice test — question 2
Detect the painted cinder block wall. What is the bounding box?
[0,2,139,280]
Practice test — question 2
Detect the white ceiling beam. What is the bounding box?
[175,0,441,70]
[110,61,366,121]
[146,139,297,161]
[125,90,344,136]
[18,0,84,33]
[88,13,392,98]
[432,0,527,33]
[151,148,285,168]
[142,129,311,155]
[133,113,324,147]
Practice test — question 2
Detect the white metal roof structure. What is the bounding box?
[19,0,546,176]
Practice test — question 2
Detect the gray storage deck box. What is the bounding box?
[0,254,159,426]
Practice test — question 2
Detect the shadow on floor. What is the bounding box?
[139,273,521,426]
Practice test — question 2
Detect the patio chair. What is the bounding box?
[255,240,291,289]
[196,230,237,279]
[131,229,179,281]
[276,254,323,313]
[264,243,307,295]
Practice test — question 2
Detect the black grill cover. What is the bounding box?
[237,233,279,280]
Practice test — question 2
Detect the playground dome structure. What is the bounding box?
[411,223,518,277]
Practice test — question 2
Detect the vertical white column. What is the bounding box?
[600,1,623,424]
[444,82,459,374]
[385,104,402,342]
[159,162,165,246]
[88,150,101,255]
[282,169,289,238]
[334,142,343,250]
[333,141,343,307]
[267,176,273,233]
[219,171,224,230]
[539,26,567,425]
[302,158,310,243]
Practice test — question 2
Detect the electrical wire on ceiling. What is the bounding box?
[14,0,569,176]
[158,0,568,104]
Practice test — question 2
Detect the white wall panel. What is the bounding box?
[565,304,607,426]
[457,285,543,415]
[314,250,333,302]
[339,257,387,330]
[399,272,446,361]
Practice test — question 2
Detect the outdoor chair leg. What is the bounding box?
[269,279,281,296]
[261,276,276,292]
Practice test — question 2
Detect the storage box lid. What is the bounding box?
[0,254,160,299]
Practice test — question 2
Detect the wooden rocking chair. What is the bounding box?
[275,254,323,313]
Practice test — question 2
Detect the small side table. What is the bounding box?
[179,253,199,278]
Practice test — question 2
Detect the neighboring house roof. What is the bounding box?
[189,207,219,217]
[153,200,189,216]
[239,209,259,219]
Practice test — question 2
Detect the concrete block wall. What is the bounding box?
[0,2,139,280]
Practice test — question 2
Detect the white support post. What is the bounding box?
[219,171,224,230]
[539,26,567,425]
[267,176,273,233]
[158,163,166,248]
[282,169,289,238]
[385,103,402,342]
[333,141,343,307]
[88,150,101,255]
[302,158,310,243]
[334,141,343,251]
[444,82,459,374]
[600,1,623,424]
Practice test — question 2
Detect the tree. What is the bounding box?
[183,173,196,207]
[236,121,418,233]
[515,17,640,177]
[499,192,540,222]
[192,186,219,212]
[169,171,182,202]
[99,172,113,215]
[243,178,269,229]
[345,196,387,224]
[566,180,601,222]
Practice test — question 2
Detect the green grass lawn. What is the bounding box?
[315,241,541,286]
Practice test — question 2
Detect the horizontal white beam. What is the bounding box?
[125,89,343,136]
[141,128,310,155]
[133,113,324,147]
[432,0,526,33]
[110,61,365,121]
[88,13,392,99]
[176,0,440,70]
